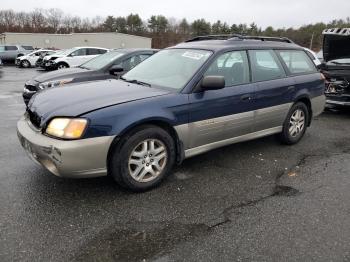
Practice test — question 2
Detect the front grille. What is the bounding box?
[27,110,41,129]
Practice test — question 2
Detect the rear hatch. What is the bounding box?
[322,28,350,98]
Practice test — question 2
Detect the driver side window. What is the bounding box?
[204,51,250,87]
[115,55,147,71]
[70,48,86,57]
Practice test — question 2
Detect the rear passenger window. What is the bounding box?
[249,50,285,82]
[278,50,316,74]
[0,46,5,52]
[204,51,250,86]
[5,46,18,51]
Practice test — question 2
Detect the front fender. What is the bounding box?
[81,93,189,139]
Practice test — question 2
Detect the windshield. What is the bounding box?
[122,49,212,90]
[27,50,39,56]
[21,46,34,50]
[80,50,125,70]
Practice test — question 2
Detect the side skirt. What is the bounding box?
[184,126,282,158]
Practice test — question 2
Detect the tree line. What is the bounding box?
[1,8,350,50]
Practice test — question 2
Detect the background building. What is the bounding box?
[0,32,151,49]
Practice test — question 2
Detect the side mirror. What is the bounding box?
[109,65,124,75]
[200,76,225,91]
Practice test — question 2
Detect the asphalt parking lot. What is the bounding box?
[0,66,349,262]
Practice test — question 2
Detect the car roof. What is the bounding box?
[72,46,109,50]
[110,48,158,53]
[172,35,302,52]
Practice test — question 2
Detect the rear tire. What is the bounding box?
[279,102,309,145]
[109,125,176,192]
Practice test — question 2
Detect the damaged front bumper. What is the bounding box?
[324,75,350,106]
[17,116,115,178]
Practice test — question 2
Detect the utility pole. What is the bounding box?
[309,32,314,50]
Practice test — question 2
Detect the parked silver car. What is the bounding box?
[0,45,34,63]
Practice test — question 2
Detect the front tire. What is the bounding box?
[21,60,31,68]
[279,102,309,145]
[57,62,69,69]
[109,125,176,192]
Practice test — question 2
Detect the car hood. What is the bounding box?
[27,79,171,127]
[43,54,64,60]
[19,55,29,60]
[323,34,350,62]
[33,67,91,83]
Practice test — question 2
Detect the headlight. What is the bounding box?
[45,118,88,139]
[39,78,74,89]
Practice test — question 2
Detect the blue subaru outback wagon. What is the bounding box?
[17,35,326,191]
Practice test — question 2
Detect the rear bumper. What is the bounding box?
[17,116,115,178]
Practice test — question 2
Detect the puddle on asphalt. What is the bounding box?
[72,222,209,262]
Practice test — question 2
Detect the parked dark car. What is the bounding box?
[23,48,157,104]
[320,28,350,106]
[17,35,325,191]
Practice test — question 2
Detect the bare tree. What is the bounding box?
[46,8,63,33]
[30,9,47,32]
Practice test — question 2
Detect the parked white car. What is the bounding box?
[42,47,109,70]
[16,49,56,68]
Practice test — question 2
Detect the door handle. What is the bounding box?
[240,94,252,101]
[287,86,295,91]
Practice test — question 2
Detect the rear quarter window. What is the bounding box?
[278,50,317,74]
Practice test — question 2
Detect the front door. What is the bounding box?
[188,50,256,149]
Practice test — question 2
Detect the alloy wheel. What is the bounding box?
[128,139,167,183]
[288,109,305,137]
[22,60,30,68]
[58,64,67,69]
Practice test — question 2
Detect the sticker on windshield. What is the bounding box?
[182,51,208,60]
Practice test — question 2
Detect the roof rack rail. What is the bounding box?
[232,35,294,43]
[185,34,241,42]
[185,34,294,43]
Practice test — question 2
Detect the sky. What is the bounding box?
[1,0,350,29]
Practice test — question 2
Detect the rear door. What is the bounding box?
[4,45,18,61]
[277,49,324,115]
[188,50,256,149]
[248,49,294,132]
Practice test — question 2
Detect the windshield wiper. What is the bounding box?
[120,76,151,87]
